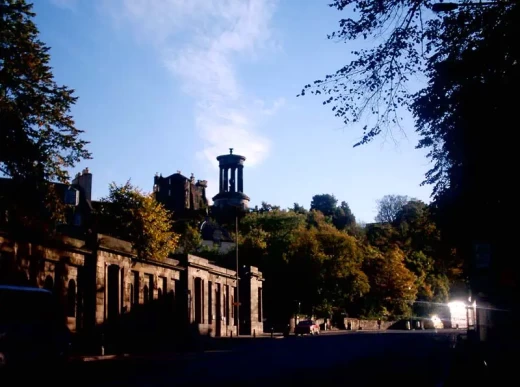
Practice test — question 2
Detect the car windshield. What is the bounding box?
[298,320,313,326]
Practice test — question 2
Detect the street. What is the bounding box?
[49,330,473,387]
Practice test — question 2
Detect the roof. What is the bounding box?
[200,219,234,242]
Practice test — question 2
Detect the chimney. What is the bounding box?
[72,168,92,202]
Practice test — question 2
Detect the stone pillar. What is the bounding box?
[237,165,243,193]
[118,267,122,315]
[104,263,108,321]
[223,168,228,192]
[219,167,223,193]
[230,167,236,193]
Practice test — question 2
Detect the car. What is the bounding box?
[0,285,71,370]
[294,320,320,336]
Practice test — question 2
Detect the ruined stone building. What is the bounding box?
[153,171,208,218]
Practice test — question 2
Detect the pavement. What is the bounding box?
[2,329,509,386]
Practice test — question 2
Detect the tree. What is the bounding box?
[290,202,307,215]
[286,216,369,317]
[375,195,409,224]
[1,0,90,229]
[0,0,90,181]
[310,194,338,216]
[98,182,179,261]
[362,246,417,318]
[332,201,356,230]
[178,223,202,254]
[299,3,519,311]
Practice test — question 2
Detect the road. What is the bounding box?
[86,330,463,386]
[9,330,474,386]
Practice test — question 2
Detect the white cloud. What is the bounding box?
[106,0,280,172]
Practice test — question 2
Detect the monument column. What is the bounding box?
[223,168,229,192]
[219,167,223,193]
[237,165,243,193]
[230,167,236,193]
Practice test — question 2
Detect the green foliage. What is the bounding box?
[0,0,90,181]
[310,194,337,216]
[237,194,458,322]
[375,195,410,224]
[300,1,517,295]
[362,246,417,318]
[290,203,307,215]
[0,0,90,229]
[332,201,356,230]
[178,223,202,254]
[98,181,179,261]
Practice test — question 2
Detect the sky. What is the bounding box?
[34,0,433,222]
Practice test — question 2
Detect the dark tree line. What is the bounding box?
[299,0,519,312]
[186,194,460,324]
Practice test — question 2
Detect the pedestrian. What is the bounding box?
[377,318,382,330]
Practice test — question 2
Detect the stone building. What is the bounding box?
[153,171,208,218]
[0,162,264,349]
[0,230,264,348]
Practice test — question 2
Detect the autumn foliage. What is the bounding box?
[97,182,180,261]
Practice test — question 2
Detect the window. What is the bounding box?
[194,278,202,324]
[208,281,213,323]
[143,285,149,304]
[258,288,263,322]
[129,284,134,309]
[161,277,167,296]
[169,178,171,185]
[67,279,76,317]
[225,285,230,325]
[148,274,154,301]
[132,272,139,305]
[168,189,171,196]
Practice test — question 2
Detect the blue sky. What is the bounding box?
[35,0,432,222]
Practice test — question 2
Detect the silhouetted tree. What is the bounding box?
[0,0,90,227]
[332,201,356,230]
[310,194,338,216]
[375,195,409,224]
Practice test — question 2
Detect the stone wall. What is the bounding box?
[0,233,86,333]
[343,318,395,330]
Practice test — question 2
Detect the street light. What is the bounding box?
[432,1,507,13]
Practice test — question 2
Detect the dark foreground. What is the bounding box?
[1,330,510,386]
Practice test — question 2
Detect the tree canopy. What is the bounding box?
[375,195,410,224]
[207,192,457,323]
[97,181,180,261]
[299,1,518,302]
[0,0,90,230]
[0,0,90,182]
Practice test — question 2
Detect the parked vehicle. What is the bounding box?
[0,285,71,370]
[294,320,320,336]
